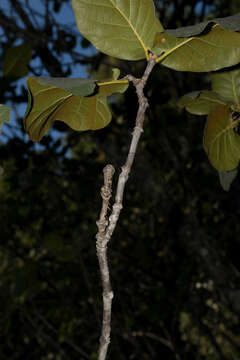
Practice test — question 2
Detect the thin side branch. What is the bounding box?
[96,54,157,360]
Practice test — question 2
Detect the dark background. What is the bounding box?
[0,0,240,359]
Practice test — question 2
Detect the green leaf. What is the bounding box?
[0,104,10,132]
[153,25,240,72]
[203,105,240,171]
[212,68,240,105]
[112,68,121,80]
[218,168,238,191]
[165,13,240,37]
[36,77,97,96]
[24,74,128,142]
[3,44,32,79]
[178,91,227,115]
[23,77,97,122]
[72,0,163,61]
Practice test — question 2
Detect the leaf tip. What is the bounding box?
[218,168,238,191]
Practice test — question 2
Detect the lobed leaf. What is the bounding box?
[178,91,227,115]
[212,68,240,105]
[72,0,163,60]
[3,44,32,79]
[0,104,10,133]
[203,105,240,171]
[24,73,128,142]
[153,25,240,72]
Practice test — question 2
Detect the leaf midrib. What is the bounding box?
[210,120,236,147]
[109,0,148,59]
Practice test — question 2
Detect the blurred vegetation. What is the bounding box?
[0,0,240,359]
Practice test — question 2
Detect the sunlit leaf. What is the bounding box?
[203,105,240,171]
[218,168,238,191]
[0,104,10,133]
[212,68,240,105]
[3,44,32,79]
[153,25,240,72]
[24,72,128,142]
[178,91,227,115]
[72,0,163,60]
[165,13,240,37]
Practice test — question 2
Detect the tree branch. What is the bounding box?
[96,54,157,360]
[96,164,115,360]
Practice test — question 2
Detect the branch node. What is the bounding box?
[133,126,144,133]
[104,291,114,300]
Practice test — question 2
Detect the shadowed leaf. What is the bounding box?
[166,13,240,37]
[72,0,163,60]
[3,44,32,79]
[218,168,238,191]
[36,77,97,96]
[204,105,240,171]
[0,104,10,132]
[212,68,240,105]
[178,91,227,115]
[24,72,128,142]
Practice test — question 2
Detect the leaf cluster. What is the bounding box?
[179,68,240,189]
[13,0,240,190]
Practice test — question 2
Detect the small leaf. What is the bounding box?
[0,104,10,132]
[178,91,227,115]
[218,168,238,191]
[212,68,240,105]
[112,68,121,80]
[24,74,128,141]
[153,25,240,72]
[165,13,240,37]
[3,44,32,79]
[72,0,163,60]
[204,105,240,171]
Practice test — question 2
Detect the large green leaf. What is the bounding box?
[0,104,10,133]
[165,13,240,37]
[203,105,240,171]
[212,68,240,105]
[72,0,163,60]
[3,44,32,79]
[24,73,128,142]
[153,25,240,72]
[178,91,227,115]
